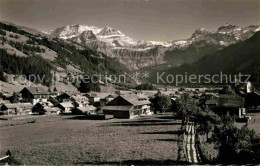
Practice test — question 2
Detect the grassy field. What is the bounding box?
[0,114,184,165]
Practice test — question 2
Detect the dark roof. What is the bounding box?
[218,96,244,108]
[103,105,133,111]
[120,95,151,106]
[21,87,49,95]
[205,94,244,108]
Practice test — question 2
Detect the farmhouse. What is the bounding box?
[205,94,245,116]
[58,102,74,113]
[86,93,100,104]
[41,107,61,115]
[32,101,54,114]
[57,92,75,102]
[72,105,97,115]
[20,87,49,105]
[1,103,33,115]
[103,95,151,119]
[71,95,89,107]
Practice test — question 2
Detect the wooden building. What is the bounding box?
[57,102,74,113]
[103,95,151,119]
[1,103,33,115]
[205,94,245,116]
[20,87,49,105]
[72,105,97,115]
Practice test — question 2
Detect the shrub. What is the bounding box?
[199,142,219,163]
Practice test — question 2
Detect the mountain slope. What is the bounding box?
[51,23,260,70]
[164,24,260,66]
[147,31,260,88]
[0,22,131,92]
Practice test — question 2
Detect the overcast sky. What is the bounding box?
[0,0,259,41]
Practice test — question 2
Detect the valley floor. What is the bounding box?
[0,113,184,165]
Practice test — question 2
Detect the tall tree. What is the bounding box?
[151,93,172,114]
[175,93,197,124]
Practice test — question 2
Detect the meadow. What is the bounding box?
[0,114,184,165]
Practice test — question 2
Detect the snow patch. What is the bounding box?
[149,41,172,47]
[254,27,260,32]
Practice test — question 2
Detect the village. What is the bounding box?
[0,81,259,120]
[0,79,260,164]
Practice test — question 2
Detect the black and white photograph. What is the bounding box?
[0,0,260,165]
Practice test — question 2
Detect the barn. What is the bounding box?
[103,95,151,119]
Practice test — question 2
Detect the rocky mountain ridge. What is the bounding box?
[50,23,260,70]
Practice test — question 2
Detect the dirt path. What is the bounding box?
[183,122,200,164]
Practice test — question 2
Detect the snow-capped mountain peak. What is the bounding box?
[50,24,102,39]
[50,23,260,70]
[148,41,172,47]
[191,28,210,38]
[97,26,124,36]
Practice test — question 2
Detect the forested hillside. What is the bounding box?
[0,22,130,90]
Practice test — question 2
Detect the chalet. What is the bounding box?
[40,107,60,115]
[20,87,49,105]
[71,95,89,107]
[103,95,151,119]
[86,93,100,104]
[0,100,11,108]
[72,105,97,115]
[57,92,73,102]
[205,94,245,116]
[32,102,54,114]
[1,103,33,115]
[57,102,74,113]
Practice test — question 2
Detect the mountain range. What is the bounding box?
[50,23,260,70]
[0,21,260,92]
[147,31,260,89]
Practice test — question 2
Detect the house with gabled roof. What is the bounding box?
[32,101,54,114]
[57,102,74,113]
[56,92,77,103]
[20,87,49,105]
[85,93,100,104]
[71,95,89,107]
[103,94,151,119]
[204,94,245,116]
[72,105,97,115]
[41,107,61,115]
[1,103,33,115]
